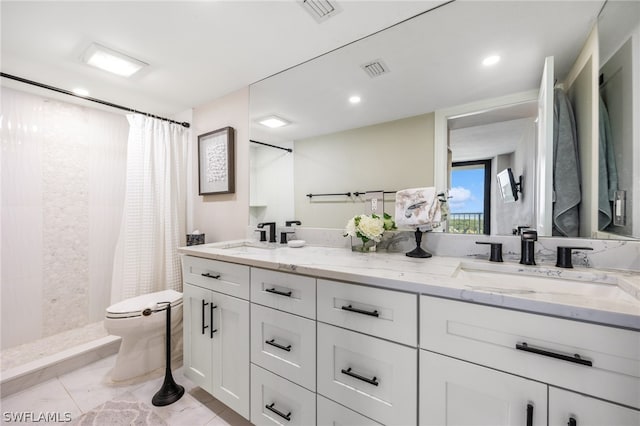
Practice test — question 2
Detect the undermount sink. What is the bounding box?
[451,261,640,302]
[206,240,278,253]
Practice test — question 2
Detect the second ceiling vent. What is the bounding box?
[300,0,341,23]
[361,59,390,78]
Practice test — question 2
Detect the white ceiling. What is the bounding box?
[249,0,605,143]
[0,0,448,117]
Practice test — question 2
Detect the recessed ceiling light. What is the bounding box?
[482,55,501,66]
[259,116,290,128]
[349,96,361,104]
[81,43,148,77]
[72,88,90,97]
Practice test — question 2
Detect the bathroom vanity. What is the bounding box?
[179,241,639,425]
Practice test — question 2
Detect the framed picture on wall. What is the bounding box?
[198,126,235,195]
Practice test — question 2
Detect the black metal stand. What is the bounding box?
[152,302,184,406]
[406,228,432,258]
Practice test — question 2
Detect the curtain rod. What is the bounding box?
[0,72,190,128]
[250,139,292,153]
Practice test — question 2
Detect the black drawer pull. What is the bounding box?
[516,342,593,367]
[265,287,292,297]
[526,403,533,426]
[341,304,379,317]
[341,367,379,386]
[201,272,221,279]
[568,417,577,426]
[265,339,291,352]
[265,403,291,421]
[209,304,218,338]
[201,300,209,335]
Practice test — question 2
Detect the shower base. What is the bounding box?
[0,321,120,397]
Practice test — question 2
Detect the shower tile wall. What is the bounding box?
[42,108,90,336]
[1,88,128,350]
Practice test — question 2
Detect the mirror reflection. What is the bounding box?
[597,0,640,239]
[249,0,638,239]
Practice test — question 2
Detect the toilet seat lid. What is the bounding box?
[106,290,183,318]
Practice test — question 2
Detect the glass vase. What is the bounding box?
[351,237,377,252]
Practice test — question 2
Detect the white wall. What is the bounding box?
[192,87,250,242]
[293,113,434,229]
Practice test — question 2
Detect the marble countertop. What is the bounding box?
[178,240,640,331]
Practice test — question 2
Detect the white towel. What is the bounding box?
[395,187,442,229]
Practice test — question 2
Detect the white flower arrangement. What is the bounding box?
[344,213,397,244]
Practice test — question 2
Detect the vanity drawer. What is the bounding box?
[420,295,640,409]
[182,255,250,300]
[250,304,316,391]
[250,364,316,426]
[251,268,316,319]
[317,323,417,425]
[317,395,383,426]
[317,279,417,346]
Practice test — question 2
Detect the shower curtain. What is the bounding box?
[1,87,129,349]
[111,115,190,302]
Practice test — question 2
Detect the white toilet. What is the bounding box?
[104,289,183,382]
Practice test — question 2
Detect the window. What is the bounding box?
[448,160,491,234]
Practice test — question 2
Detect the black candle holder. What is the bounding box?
[405,228,432,258]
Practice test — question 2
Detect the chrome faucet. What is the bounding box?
[257,222,277,243]
[519,229,538,265]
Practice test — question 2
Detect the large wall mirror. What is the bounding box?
[249,0,639,239]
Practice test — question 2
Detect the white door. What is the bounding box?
[211,291,250,420]
[420,350,547,426]
[536,56,554,236]
[548,387,640,426]
[183,283,213,393]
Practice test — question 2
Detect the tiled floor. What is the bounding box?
[0,354,252,426]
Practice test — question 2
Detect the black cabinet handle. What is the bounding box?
[568,417,577,426]
[265,403,291,422]
[516,342,592,367]
[265,287,292,297]
[201,300,209,335]
[526,403,533,426]
[341,367,379,386]
[201,272,221,279]
[265,339,291,352]
[341,304,379,317]
[209,304,218,338]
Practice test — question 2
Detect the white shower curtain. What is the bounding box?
[111,114,190,302]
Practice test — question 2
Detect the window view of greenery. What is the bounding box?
[448,165,486,234]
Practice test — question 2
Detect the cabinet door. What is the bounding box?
[251,303,316,391]
[317,323,417,426]
[317,395,383,426]
[420,350,547,426]
[183,283,213,393]
[549,387,640,426]
[251,364,316,426]
[211,291,250,420]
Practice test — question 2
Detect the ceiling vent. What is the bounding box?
[300,0,341,23]
[361,59,390,78]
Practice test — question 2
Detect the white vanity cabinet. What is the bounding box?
[317,279,418,426]
[419,295,640,425]
[420,350,547,426]
[249,268,317,424]
[182,256,250,420]
[180,250,639,425]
